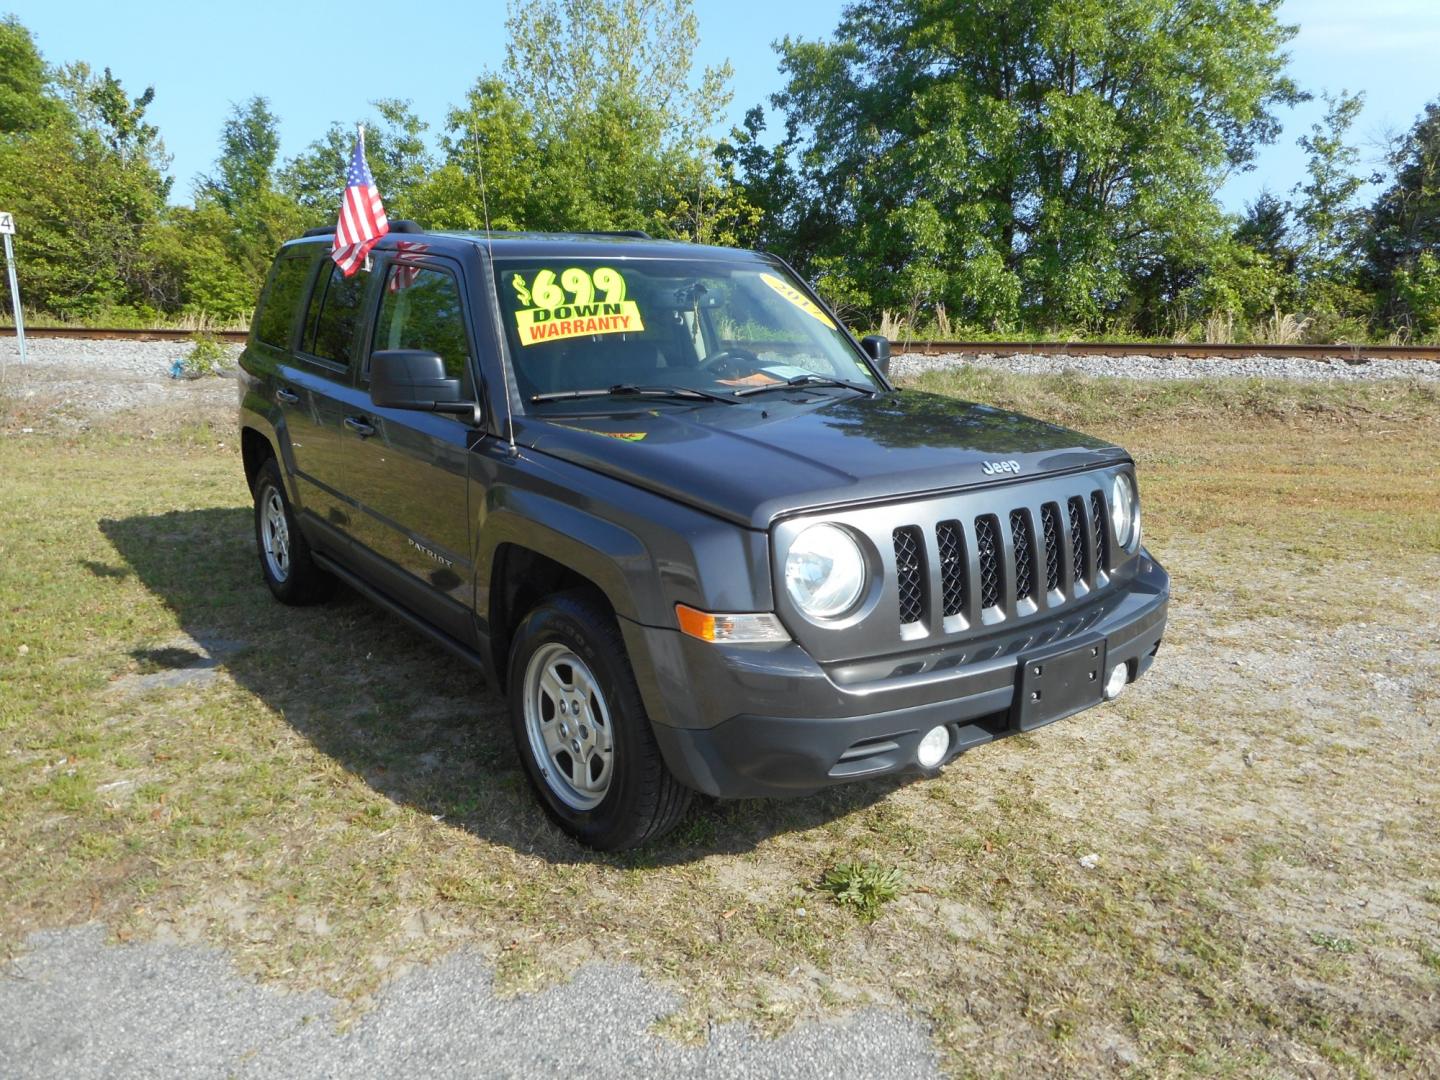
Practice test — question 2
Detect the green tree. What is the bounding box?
[195,97,305,302]
[0,25,174,318]
[0,15,60,133]
[1290,91,1371,313]
[1366,101,1440,336]
[424,0,750,242]
[750,0,1303,331]
[279,99,434,225]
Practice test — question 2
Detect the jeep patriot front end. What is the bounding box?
[238,227,1168,849]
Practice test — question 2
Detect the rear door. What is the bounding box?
[342,255,480,643]
[266,253,369,539]
[283,257,374,538]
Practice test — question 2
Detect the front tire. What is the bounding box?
[252,457,333,605]
[508,591,691,850]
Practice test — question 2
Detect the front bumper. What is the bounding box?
[641,553,1169,798]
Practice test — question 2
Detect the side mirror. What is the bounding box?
[860,335,891,378]
[370,350,472,415]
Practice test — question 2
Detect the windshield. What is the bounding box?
[492,257,880,406]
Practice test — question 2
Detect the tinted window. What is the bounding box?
[255,255,312,348]
[374,266,470,380]
[302,262,366,368]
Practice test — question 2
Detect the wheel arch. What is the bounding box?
[241,425,274,493]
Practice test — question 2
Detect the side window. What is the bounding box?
[301,262,366,368]
[255,256,312,348]
[374,266,470,380]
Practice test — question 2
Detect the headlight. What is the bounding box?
[784,523,866,619]
[1110,472,1140,550]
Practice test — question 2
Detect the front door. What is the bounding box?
[343,257,479,644]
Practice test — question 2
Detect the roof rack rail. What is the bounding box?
[575,229,652,240]
[299,219,425,239]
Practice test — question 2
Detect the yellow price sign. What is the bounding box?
[759,273,835,329]
[512,266,645,346]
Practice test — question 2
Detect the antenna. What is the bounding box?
[473,131,517,453]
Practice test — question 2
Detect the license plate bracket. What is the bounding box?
[1012,635,1107,732]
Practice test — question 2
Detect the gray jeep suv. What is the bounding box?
[238,225,1169,850]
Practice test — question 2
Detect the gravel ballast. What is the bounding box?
[891,349,1440,382]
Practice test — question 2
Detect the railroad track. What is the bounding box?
[17,327,249,344]
[8,327,1439,361]
[895,340,1440,361]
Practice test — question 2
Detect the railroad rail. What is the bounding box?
[16,327,249,344]
[7,327,1440,361]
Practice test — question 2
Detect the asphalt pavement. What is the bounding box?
[0,925,941,1078]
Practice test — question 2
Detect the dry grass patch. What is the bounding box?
[2,374,1438,1076]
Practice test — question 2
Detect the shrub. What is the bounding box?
[175,333,230,379]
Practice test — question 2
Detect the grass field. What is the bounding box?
[2,371,1438,1076]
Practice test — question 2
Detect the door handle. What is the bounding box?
[345,416,377,438]
[275,387,300,404]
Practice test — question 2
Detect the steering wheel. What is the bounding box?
[697,347,762,375]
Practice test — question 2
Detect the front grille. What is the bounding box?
[1090,490,1109,571]
[880,479,1119,634]
[975,515,1002,609]
[893,526,924,624]
[1041,503,1061,593]
[1009,510,1034,602]
[936,520,967,617]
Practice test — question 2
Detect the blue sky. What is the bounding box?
[8,0,1437,215]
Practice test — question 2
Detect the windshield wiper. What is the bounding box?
[731,373,879,398]
[531,384,738,405]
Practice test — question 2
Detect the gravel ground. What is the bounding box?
[0,925,939,1079]
[0,339,241,428]
[891,348,1440,382]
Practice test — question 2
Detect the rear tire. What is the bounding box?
[252,457,333,605]
[508,590,691,850]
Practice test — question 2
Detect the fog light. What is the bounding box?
[917,725,950,769]
[1104,663,1128,700]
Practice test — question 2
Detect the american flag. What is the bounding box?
[387,240,427,292]
[332,131,388,276]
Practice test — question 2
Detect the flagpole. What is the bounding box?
[358,122,372,273]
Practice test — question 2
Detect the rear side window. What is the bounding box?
[301,262,366,368]
[374,266,470,380]
[255,255,312,348]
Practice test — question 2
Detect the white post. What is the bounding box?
[0,212,24,369]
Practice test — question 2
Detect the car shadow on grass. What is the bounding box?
[101,508,911,868]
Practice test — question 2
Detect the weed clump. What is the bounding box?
[820,861,904,921]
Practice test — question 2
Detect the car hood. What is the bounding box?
[520,388,1126,529]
